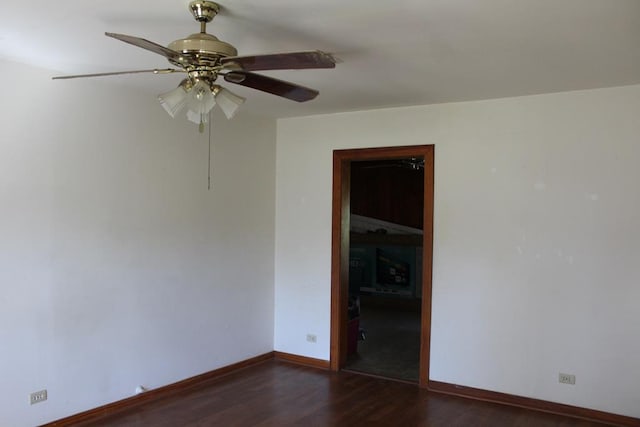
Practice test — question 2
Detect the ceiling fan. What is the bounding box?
[53,1,336,130]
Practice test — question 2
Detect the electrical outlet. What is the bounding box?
[306,334,317,343]
[559,373,576,385]
[30,389,47,405]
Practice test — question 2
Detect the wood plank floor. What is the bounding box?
[73,360,608,426]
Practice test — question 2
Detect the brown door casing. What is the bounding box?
[330,145,434,387]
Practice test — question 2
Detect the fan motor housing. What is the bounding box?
[168,32,237,66]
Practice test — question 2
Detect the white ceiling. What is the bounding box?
[1,0,639,118]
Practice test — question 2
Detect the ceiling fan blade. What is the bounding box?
[52,68,182,80]
[223,71,319,102]
[221,51,336,71]
[106,32,180,61]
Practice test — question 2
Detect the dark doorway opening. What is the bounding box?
[330,145,434,387]
[344,159,425,382]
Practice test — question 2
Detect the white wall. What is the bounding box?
[274,85,640,418]
[0,59,276,426]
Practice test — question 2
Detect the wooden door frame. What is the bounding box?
[330,144,434,387]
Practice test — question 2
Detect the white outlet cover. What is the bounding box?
[29,389,47,405]
[559,373,576,385]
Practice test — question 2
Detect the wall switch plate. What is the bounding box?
[559,373,576,385]
[30,389,47,405]
[306,334,317,343]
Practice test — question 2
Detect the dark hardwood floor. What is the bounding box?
[71,360,608,427]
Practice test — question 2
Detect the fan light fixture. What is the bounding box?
[158,79,245,132]
[53,0,336,134]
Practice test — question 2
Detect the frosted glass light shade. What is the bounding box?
[214,86,245,119]
[158,85,188,118]
[185,80,216,125]
[158,81,244,127]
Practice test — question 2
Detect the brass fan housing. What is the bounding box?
[168,1,237,66]
[189,1,219,23]
[168,33,237,65]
